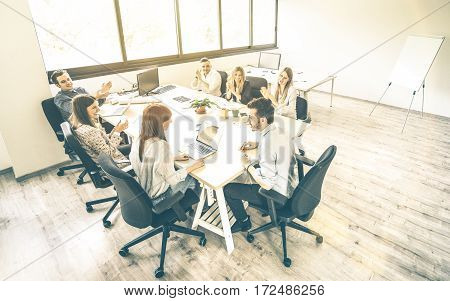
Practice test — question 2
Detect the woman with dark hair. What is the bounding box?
[129,104,204,205]
[260,67,297,119]
[70,94,130,164]
[224,66,252,104]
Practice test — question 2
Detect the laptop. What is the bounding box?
[137,68,159,96]
[186,123,223,160]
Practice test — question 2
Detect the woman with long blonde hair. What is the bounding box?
[260,67,297,119]
[129,104,204,205]
[224,66,252,104]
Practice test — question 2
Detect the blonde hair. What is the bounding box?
[138,104,172,161]
[227,66,246,94]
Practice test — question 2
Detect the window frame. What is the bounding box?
[40,0,278,81]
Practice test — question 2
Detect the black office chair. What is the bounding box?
[258,52,281,70]
[294,95,312,166]
[218,70,228,95]
[296,95,312,123]
[246,145,337,267]
[98,154,207,278]
[247,76,268,99]
[60,122,119,228]
[41,98,86,184]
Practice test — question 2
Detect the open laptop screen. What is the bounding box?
[196,125,220,149]
[137,68,159,96]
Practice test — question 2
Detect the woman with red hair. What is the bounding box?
[130,104,204,205]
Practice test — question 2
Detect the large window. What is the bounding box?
[28,0,278,79]
[222,0,250,48]
[253,0,277,45]
[178,0,220,54]
[119,0,179,60]
[28,0,122,70]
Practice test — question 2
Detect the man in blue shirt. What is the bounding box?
[51,69,112,120]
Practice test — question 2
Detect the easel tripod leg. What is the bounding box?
[401,91,416,133]
[369,82,391,116]
[421,83,425,118]
[330,77,335,107]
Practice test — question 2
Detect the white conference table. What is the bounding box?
[101,85,304,254]
[245,66,336,107]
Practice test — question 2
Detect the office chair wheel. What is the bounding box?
[103,220,112,228]
[77,179,84,185]
[316,236,323,244]
[283,258,292,267]
[199,237,207,247]
[86,205,94,213]
[119,248,129,257]
[246,233,255,243]
[154,267,165,278]
[57,170,64,176]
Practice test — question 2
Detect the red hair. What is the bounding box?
[139,104,172,161]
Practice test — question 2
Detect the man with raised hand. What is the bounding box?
[52,69,112,121]
[191,57,222,97]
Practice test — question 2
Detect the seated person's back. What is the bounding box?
[131,137,178,199]
[130,104,204,204]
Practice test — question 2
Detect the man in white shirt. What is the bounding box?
[191,57,222,97]
[223,98,299,233]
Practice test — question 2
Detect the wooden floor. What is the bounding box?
[1,92,449,281]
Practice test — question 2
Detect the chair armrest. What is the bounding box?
[258,188,289,206]
[56,130,64,141]
[153,191,187,221]
[258,188,290,227]
[296,154,315,166]
[116,159,131,165]
[119,163,133,174]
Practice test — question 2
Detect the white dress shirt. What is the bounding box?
[130,138,188,199]
[191,69,222,96]
[252,123,299,198]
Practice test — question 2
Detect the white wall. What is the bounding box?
[0,0,259,178]
[0,132,12,170]
[0,0,67,178]
[277,0,450,117]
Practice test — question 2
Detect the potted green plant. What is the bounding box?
[190,98,217,114]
